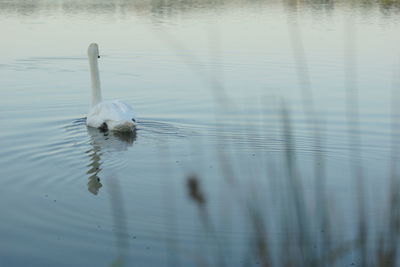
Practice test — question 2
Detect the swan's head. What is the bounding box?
[88,43,100,59]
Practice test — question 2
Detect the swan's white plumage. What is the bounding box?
[86,43,136,132]
[87,100,136,131]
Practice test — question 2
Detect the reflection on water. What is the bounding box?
[86,144,102,195]
[86,126,136,265]
[86,126,136,195]
[0,0,399,17]
[86,126,136,152]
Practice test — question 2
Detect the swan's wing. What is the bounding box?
[118,100,136,120]
[86,100,136,128]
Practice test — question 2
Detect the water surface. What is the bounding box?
[1,0,400,266]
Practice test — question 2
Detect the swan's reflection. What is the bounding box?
[85,126,137,195]
[85,126,136,266]
[86,144,102,195]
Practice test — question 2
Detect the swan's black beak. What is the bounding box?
[98,55,100,59]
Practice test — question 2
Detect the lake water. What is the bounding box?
[1,0,400,266]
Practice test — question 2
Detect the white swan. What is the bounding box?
[86,43,136,132]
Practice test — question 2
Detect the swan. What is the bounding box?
[86,43,136,132]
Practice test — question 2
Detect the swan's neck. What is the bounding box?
[89,55,102,107]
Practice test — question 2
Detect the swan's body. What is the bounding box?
[86,43,136,132]
[87,100,136,131]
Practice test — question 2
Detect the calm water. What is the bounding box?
[1,0,400,266]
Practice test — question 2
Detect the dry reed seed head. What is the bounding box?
[187,175,205,205]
